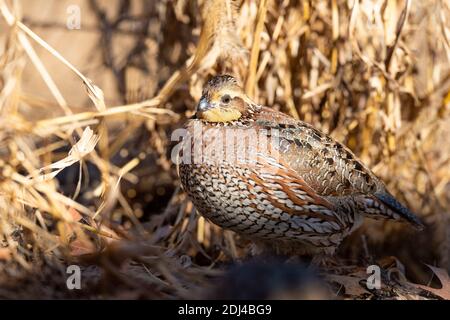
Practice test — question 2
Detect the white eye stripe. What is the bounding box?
[217,88,240,98]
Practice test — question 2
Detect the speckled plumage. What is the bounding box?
[178,75,423,256]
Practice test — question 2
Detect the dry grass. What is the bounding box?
[0,0,449,299]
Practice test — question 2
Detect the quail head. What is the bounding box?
[177,75,423,256]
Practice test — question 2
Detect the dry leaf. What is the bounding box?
[84,78,106,111]
[326,271,370,297]
[29,126,99,181]
[68,207,83,222]
[69,237,97,257]
[416,265,450,300]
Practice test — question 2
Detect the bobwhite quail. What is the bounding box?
[177,75,423,256]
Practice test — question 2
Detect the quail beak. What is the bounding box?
[196,96,212,113]
[196,97,216,120]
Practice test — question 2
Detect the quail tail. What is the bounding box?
[373,191,424,230]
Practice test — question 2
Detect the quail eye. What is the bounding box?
[221,94,231,104]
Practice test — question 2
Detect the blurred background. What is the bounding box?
[0,0,449,299]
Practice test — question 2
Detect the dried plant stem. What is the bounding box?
[34,99,175,135]
[0,2,106,111]
[245,0,268,97]
[0,0,71,114]
[385,0,411,72]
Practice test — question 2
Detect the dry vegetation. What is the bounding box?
[0,0,449,299]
